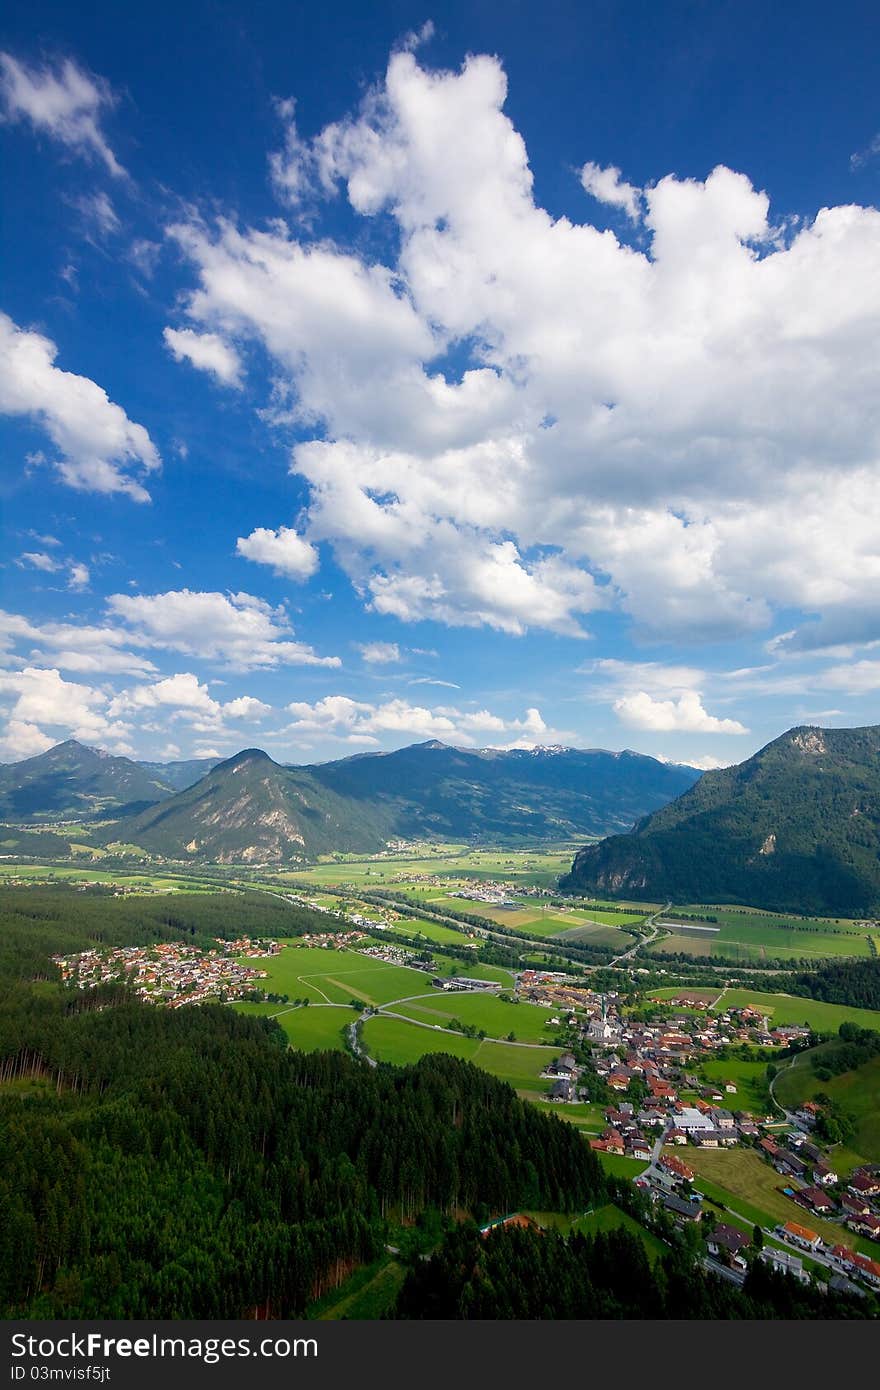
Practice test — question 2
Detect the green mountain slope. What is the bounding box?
[113,748,397,861]
[136,756,220,791]
[0,740,173,821]
[305,740,699,842]
[560,724,880,915]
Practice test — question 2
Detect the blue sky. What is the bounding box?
[2,0,879,769]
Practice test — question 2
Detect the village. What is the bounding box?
[52,936,282,1006]
[521,983,880,1292]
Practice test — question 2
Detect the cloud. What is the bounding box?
[0,312,160,501]
[17,551,60,573]
[580,161,642,220]
[223,695,272,719]
[108,674,273,739]
[0,666,134,753]
[613,690,749,734]
[170,45,880,645]
[235,525,319,580]
[67,562,90,591]
[582,658,706,695]
[72,190,120,237]
[284,694,568,748]
[408,676,460,688]
[678,754,732,771]
[163,327,243,387]
[105,589,340,669]
[0,52,123,176]
[0,608,158,677]
[0,718,55,760]
[356,641,400,664]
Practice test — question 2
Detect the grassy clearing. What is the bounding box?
[593,1151,646,1179]
[233,1000,354,1051]
[306,1257,406,1320]
[775,1049,880,1165]
[524,1099,606,1130]
[528,1204,667,1261]
[390,991,559,1042]
[698,1057,773,1109]
[236,942,435,1007]
[361,1015,560,1091]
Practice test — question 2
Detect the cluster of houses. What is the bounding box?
[53,939,272,1006]
[758,1131,880,1239]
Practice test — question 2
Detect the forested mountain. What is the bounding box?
[1,739,698,854]
[306,740,700,842]
[0,740,173,821]
[561,724,880,915]
[136,756,220,791]
[112,747,399,861]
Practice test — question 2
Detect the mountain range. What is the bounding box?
[560,724,880,915]
[0,737,700,860]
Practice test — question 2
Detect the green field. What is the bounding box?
[592,1151,646,1179]
[274,846,577,891]
[774,1048,880,1166]
[525,1099,606,1130]
[0,863,218,892]
[360,1015,561,1090]
[381,915,474,946]
[698,1057,773,1110]
[650,904,875,962]
[710,989,880,1034]
[528,1204,667,1261]
[234,942,439,1006]
[390,991,559,1042]
[233,1000,353,1050]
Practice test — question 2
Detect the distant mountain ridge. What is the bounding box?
[0,737,700,859]
[0,740,174,822]
[560,723,880,915]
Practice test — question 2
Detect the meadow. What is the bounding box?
[710,989,880,1034]
[389,991,560,1042]
[650,904,875,962]
[232,999,353,1050]
[774,1048,880,1166]
[233,941,438,1006]
[360,1015,561,1091]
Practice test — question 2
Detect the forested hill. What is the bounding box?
[0,740,174,821]
[0,887,606,1318]
[305,741,700,842]
[560,724,880,916]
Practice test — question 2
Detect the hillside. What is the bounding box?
[560,724,880,915]
[113,748,397,861]
[0,740,173,821]
[3,738,700,861]
[305,741,699,843]
[136,756,220,791]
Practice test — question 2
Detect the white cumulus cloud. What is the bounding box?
[613,690,749,734]
[235,525,319,580]
[163,327,243,387]
[0,312,160,501]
